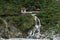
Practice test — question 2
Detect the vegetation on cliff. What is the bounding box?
[0,0,60,34]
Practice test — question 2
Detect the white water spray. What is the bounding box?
[27,14,41,38]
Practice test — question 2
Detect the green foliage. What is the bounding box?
[5,14,34,32]
[0,0,60,34]
[36,0,60,32]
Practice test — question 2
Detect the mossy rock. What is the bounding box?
[5,14,34,32]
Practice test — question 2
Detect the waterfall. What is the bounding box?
[0,18,8,29]
[0,18,9,38]
[0,18,22,38]
[27,14,41,39]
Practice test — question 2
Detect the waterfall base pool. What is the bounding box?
[0,38,50,40]
[1,37,60,40]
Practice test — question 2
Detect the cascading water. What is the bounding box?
[27,14,41,39]
[0,18,9,38]
[0,18,22,39]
